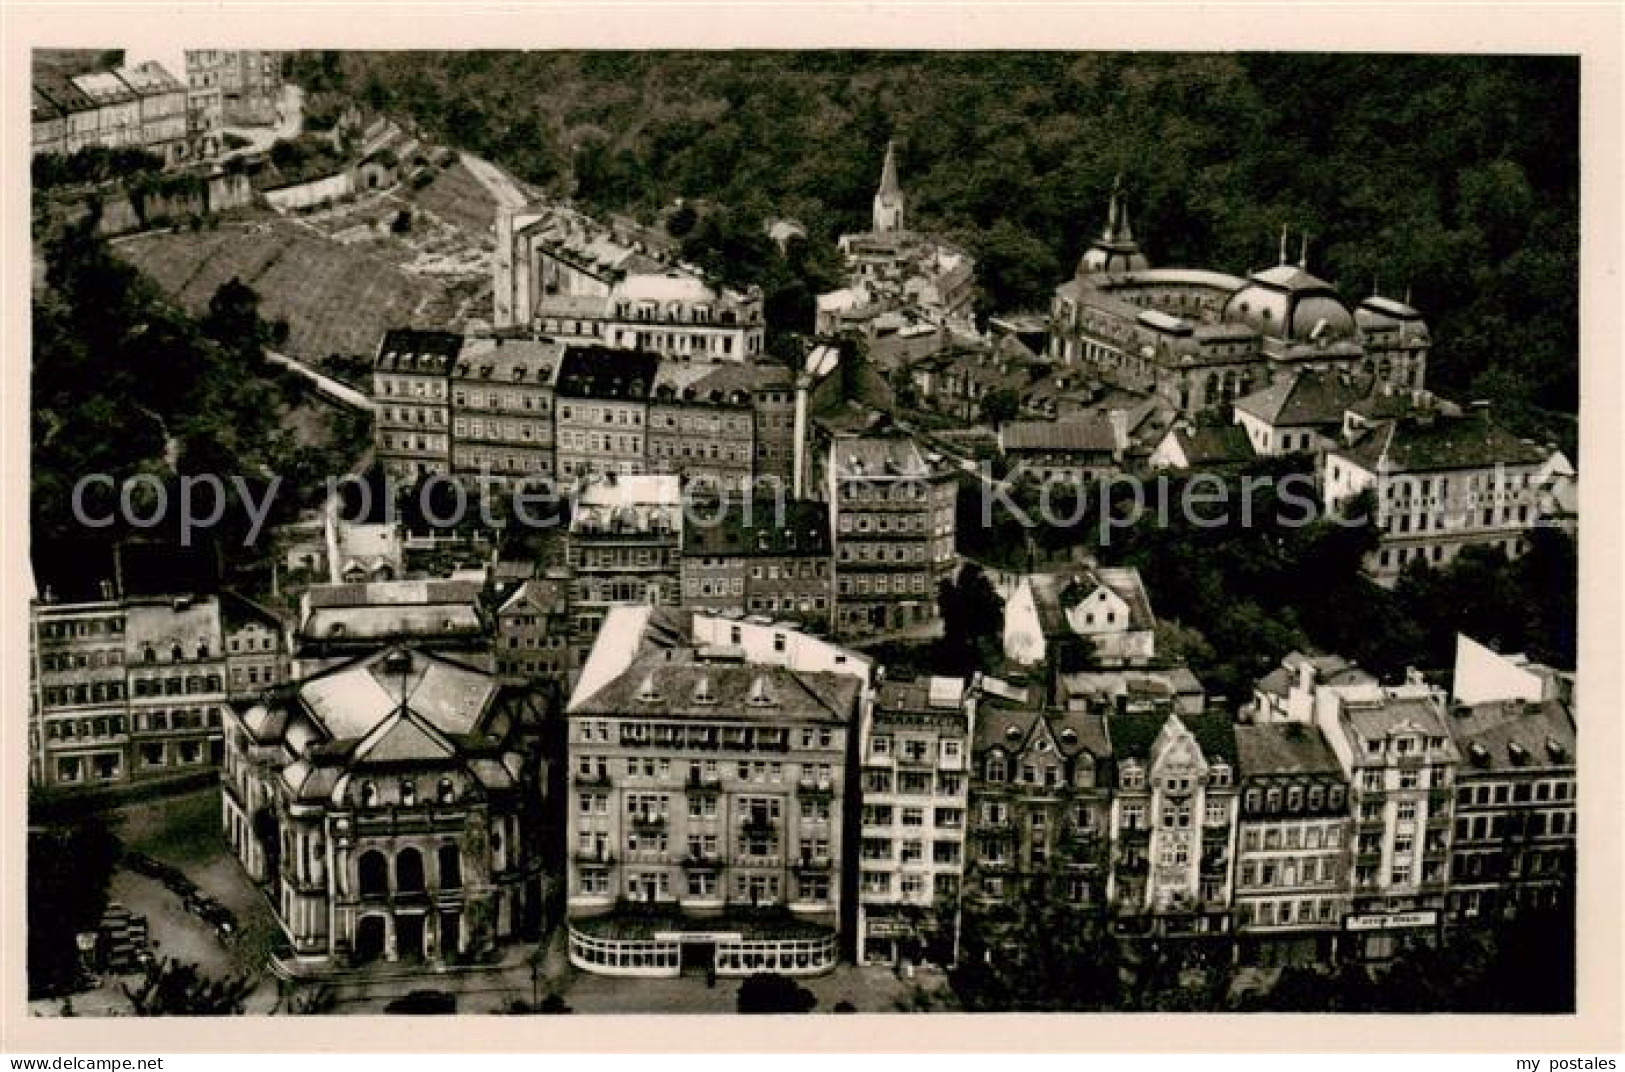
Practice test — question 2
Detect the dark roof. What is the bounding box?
[1235,722,1343,779]
[683,498,831,559]
[376,328,463,372]
[1337,412,1551,474]
[1108,710,1237,765]
[1234,368,1370,428]
[218,589,286,632]
[555,346,659,401]
[1447,698,1575,774]
[1170,424,1255,466]
[975,704,1111,760]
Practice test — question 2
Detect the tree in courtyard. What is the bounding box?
[937,562,1005,673]
[26,803,123,999]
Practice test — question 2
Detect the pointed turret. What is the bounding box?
[1079,174,1149,275]
[871,139,906,234]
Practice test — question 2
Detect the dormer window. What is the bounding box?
[692,676,717,704]
[635,673,662,704]
[986,753,1006,783]
[747,674,776,707]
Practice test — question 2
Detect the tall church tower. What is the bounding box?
[872,140,906,234]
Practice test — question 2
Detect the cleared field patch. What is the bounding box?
[407,161,501,240]
[116,218,444,361]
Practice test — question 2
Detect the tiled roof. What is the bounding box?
[1235,722,1343,778]
[1234,368,1371,427]
[376,328,463,372]
[974,704,1110,760]
[1025,566,1155,638]
[1001,417,1120,454]
[1108,710,1237,765]
[454,336,563,384]
[831,434,931,479]
[1447,698,1575,774]
[297,646,498,742]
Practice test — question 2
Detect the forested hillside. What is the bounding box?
[290,51,1579,445]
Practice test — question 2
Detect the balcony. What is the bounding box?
[629,813,668,833]
[686,771,722,792]
[792,854,833,873]
[575,770,612,787]
[680,853,724,871]
[797,780,836,799]
[741,818,778,838]
[574,851,615,867]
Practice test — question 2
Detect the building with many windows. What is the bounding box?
[1444,696,1576,925]
[1232,721,1352,965]
[1104,710,1239,938]
[493,575,574,682]
[827,433,958,639]
[373,329,461,483]
[856,675,976,966]
[647,363,756,495]
[185,50,283,127]
[221,646,553,974]
[563,605,859,977]
[449,336,562,485]
[1312,672,1459,960]
[220,590,289,700]
[291,580,492,678]
[965,679,1114,928]
[553,346,659,482]
[29,593,229,790]
[1322,404,1568,585]
[1048,184,1429,418]
[680,498,834,634]
[566,474,684,661]
[494,203,765,362]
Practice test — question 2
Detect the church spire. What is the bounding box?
[872,139,906,234]
[1103,173,1135,244]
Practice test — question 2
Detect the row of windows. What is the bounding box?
[1241,822,1345,852]
[1454,810,1575,842]
[864,770,963,797]
[1242,783,1348,814]
[1238,854,1343,890]
[36,617,124,640]
[837,572,932,596]
[1457,779,1574,806]
[574,722,836,751]
[862,805,965,828]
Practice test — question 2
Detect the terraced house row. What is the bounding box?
[560,608,1577,978]
[373,329,807,492]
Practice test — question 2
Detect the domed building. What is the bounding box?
[221,645,556,976]
[1221,264,1357,344]
[1048,188,1430,417]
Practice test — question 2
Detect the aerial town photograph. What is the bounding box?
[25,46,1582,1020]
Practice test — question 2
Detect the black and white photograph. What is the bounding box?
[8,4,1621,1053]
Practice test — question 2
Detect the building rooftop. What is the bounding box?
[1164,423,1256,467]
[683,498,831,559]
[1108,710,1238,766]
[975,705,1111,761]
[376,328,463,373]
[1235,721,1343,778]
[569,649,858,725]
[1234,368,1374,428]
[831,434,933,480]
[1000,417,1121,454]
[454,336,564,384]
[554,345,659,401]
[1335,411,1552,474]
[1447,697,1575,774]
[296,646,498,742]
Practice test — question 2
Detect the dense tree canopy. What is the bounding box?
[290,51,1578,444]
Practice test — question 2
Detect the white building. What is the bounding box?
[1002,567,1156,669]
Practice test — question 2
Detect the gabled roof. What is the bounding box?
[1108,710,1237,766]
[1023,566,1155,638]
[555,346,659,401]
[1234,368,1371,428]
[975,704,1110,761]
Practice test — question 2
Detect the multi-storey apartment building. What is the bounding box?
[827,433,958,639]
[1105,710,1239,938]
[1444,697,1576,925]
[1313,673,1459,960]
[1323,405,1566,585]
[1232,722,1352,965]
[61,68,142,151]
[494,203,765,361]
[856,675,975,966]
[221,646,553,972]
[566,474,683,660]
[30,592,230,790]
[449,336,561,485]
[553,346,659,482]
[30,589,131,789]
[373,328,461,483]
[112,61,189,164]
[1048,184,1429,418]
[494,575,574,681]
[219,591,288,700]
[185,50,283,127]
[564,605,859,977]
[749,363,800,490]
[681,498,835,634]
[965,678,1113,924]
[647,364,756,494]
